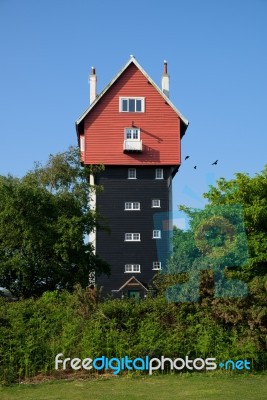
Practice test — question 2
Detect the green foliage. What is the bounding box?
[0,286,266,385]
[203,165,267,278]
[147,166,267,375]
[158,166,267,309]
[0,146,109,298]
[0,157,266,386]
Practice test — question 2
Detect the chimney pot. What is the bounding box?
[163,60,168,74]
[89,66,97,104]
[161,60,170,98]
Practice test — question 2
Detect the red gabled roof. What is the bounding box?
[76,57,189,166]
[76,56,189,136]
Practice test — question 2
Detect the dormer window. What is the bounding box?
[119,97,145,112]
[124,128,142,152]
[125,128,140,140]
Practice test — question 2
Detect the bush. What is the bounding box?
[0,284,266,385]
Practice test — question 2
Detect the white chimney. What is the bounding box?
[161,60,170,98]
[89,66,97,104]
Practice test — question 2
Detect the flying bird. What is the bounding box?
[194,165,197,169]
[212,160,218,165]
[185,155,190,160]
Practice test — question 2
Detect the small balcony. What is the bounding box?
[123,139,142,153]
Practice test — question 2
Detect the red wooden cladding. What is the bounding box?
[82,63,181,166]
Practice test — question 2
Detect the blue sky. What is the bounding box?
[0,0,266,210]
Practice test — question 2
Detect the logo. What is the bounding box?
[55,354,251,375]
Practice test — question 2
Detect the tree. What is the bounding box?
[0,146,109,298]
[203,165,267,278]
[152,167,267,369]
[157,165,267,302]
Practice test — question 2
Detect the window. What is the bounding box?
[128,168,136,179]
[124,129,142,152]
[125,264,141,273]
[120,97,145,112]
[125,202,140,210]
[125,233,140,241]
[125,128,140,140]
[153,230,161,239]
[80,135,85,152]
[152,199,161,208]
[155,168,163,179]
[152,261,162,270]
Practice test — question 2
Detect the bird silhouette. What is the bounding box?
[212,160,218,165]
[194,165,197,169]
[185,155,190,160]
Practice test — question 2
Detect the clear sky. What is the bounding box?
[0,0,266,210]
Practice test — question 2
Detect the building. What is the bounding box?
[76,56,188,298]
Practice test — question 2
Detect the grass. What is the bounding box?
[1,373,267,400]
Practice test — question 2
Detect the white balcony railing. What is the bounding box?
[123,139,142,152]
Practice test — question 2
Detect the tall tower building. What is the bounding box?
[76,57,188,298]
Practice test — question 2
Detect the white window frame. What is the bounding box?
[125,128,140,140]
[80,135,85,152]
[155,168,163,179]
[125,233,140,241]
[119,97,145,113]
[125,264,141,273]
[152,199,161,208]
[152,261,162,270]
[153,230,161,239]
[125,202,140,210]
[128,168,136,179]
